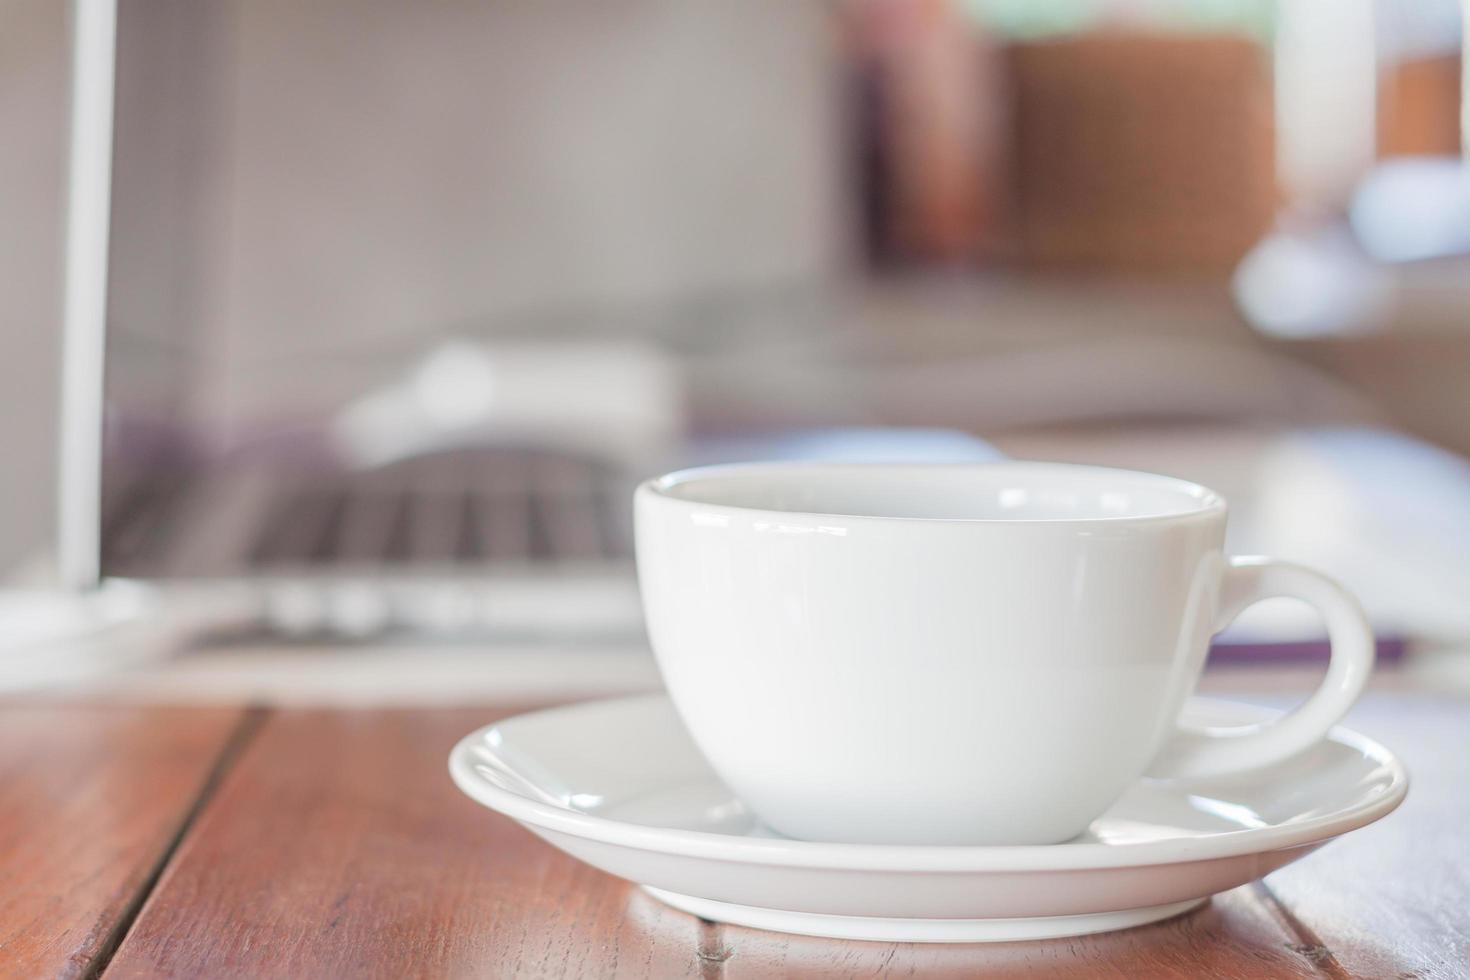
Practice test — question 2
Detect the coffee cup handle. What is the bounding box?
[1145,556,1375,780]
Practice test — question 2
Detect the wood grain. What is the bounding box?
[104,707,707,979]
[1261,694,1470,980]
[101,704,1340,979]
[0,703,246,979]
[91,691,1469,978]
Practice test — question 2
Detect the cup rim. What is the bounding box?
[638,460,1227,527]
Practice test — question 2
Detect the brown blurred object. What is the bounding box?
[1378,55,1462,158]
[1006,34,1276,277]
[852,0,1002,263]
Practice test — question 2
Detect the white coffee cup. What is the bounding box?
[635,461,1374,846]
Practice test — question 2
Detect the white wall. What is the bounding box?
[0,0,66,574]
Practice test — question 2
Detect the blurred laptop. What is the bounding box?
[58,0,852,643]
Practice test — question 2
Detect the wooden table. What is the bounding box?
[3,688,1465,979]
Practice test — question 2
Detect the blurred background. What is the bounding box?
[2,0,1469,696]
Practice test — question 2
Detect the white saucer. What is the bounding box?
[449,694,1406,943]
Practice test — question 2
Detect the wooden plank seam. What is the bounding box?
[80,707,270,980]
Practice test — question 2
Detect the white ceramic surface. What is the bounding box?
[448,694,1406,943]
[635,462,1375,845]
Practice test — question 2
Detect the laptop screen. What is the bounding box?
[87,0,846,584]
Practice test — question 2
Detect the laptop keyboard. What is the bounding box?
[103,446,634,576]
[248,448,632,570]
